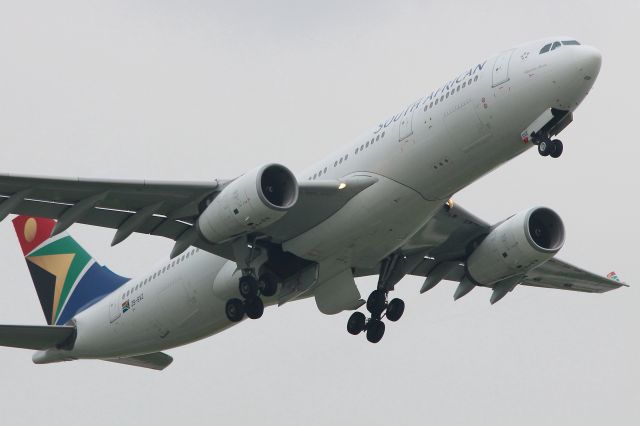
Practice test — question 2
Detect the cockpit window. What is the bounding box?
[540,40,580,54]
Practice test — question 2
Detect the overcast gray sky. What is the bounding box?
[0,1,638,425]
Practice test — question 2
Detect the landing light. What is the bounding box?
[338,182,347,190]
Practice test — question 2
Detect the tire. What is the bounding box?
[239,275,259,299]
[366,290,387,315]
[538,140,551,156]
[366,319,385,343]
[225,298,245,322]
[386,298,405,322]
[550,139,563,158]
[245,297,264,320]
[347,312,367,335]
[259,273,279,298]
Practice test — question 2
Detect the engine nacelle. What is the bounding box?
[466,207,565,285]
[198,164,298,244]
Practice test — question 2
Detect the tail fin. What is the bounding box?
[12,216,129,325]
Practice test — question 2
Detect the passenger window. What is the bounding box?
[429,101,433,108]
[344,154,348,160]
[313,173,317,179]
[551,41,561,51]
[381,131,385,137]
[355,147,359,154]
[366,141,370,148]
[323,167,327,173]
[376,135,379,141]
[334,161,338,167]
[339,158,343,164]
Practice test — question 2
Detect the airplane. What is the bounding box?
[0,36,627,370]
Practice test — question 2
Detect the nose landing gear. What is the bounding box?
[533,132,563,159]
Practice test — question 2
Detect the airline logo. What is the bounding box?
[607,271,621,282]
[12,216,129,325]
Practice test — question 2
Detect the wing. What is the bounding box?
[402,201,627,294]
[0,173,376,260]
[0,324,75,350]
[520,258,627,293]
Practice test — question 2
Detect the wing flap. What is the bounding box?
[0,324,75,350]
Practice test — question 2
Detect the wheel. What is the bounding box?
[239,275,259,299]
[550,139,563,158]
[347,312,367,335]
[386,298,405,322]
[538,140,551,156]
[245,297,264,320]
[366,290,387,315]
[225,298,245,322]
[259,273,278,298]
[366,319,385,343]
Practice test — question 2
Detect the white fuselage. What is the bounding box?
[34,37,602,363]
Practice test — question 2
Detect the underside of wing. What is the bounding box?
[0,172,378,262]
[399,201,627,303]
[521,258,627,293]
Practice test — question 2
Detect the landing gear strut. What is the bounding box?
[346,253,406,343]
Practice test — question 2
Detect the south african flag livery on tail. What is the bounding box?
[12,216,129,325]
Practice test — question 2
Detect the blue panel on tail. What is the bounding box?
[56,263,129,325]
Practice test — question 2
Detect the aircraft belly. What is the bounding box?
[282,175,440,268]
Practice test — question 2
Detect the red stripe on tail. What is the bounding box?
[12,216,56,256]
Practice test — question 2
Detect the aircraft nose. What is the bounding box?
[574,45,602,81]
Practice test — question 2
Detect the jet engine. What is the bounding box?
[466,207,565,285]
[198,163,298,244]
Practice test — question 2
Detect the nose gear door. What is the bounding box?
[492,49,515,87]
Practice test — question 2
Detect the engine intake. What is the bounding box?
[466,207,565,285]
[198,164,298,244]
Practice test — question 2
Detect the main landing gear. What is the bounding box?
[532,132,563,159]
[225,237,279,323]
[347,290,405,343]
[225,272,278,322]
[347,253,407,343]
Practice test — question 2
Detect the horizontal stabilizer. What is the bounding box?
[0,324,75,350]
[105,352,174,371]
